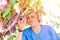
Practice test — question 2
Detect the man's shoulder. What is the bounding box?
[23,27,31,33]
[41,25,53,31]
[42,25,52,28]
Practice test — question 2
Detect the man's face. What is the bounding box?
[27,12,39,26]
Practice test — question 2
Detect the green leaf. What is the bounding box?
[33,0,41,8]
[10,0,16,6]
[2,0,16,19]
[2,8,11,18]
[8,35,14,40]
[24,0,31,7]
[34,1,39,7]
[5,13,11,19]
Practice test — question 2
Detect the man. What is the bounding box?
[15,10,60,40]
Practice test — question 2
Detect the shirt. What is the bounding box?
[22,25,60,40]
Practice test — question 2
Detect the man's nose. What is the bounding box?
[29,17,32,21]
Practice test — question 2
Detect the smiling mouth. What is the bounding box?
[29,21,34,24]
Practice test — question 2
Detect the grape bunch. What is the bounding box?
[2,11,25,36]
[10,22,18,33]
[2,11,18,36]
[19,14,25,20]
[3,11,18,29]
[4,31,10,36]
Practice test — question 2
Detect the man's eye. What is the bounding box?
[31,16,35,18]
[27,17,29,19]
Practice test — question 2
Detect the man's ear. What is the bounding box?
[37,13,42,22]
[39,15,42,22]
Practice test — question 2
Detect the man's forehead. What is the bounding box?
[28,12,37,16]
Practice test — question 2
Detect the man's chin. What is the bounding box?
[30,24,35,27]
[28,23,35,26]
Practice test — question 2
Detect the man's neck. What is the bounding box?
[31,23,41,34]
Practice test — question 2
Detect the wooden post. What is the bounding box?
[0,32,2,40]
[0,12,2,29]
[0,12,2,40]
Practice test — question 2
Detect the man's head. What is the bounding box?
[25,10,42,26]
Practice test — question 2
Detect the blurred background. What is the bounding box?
[0,0,60,40]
